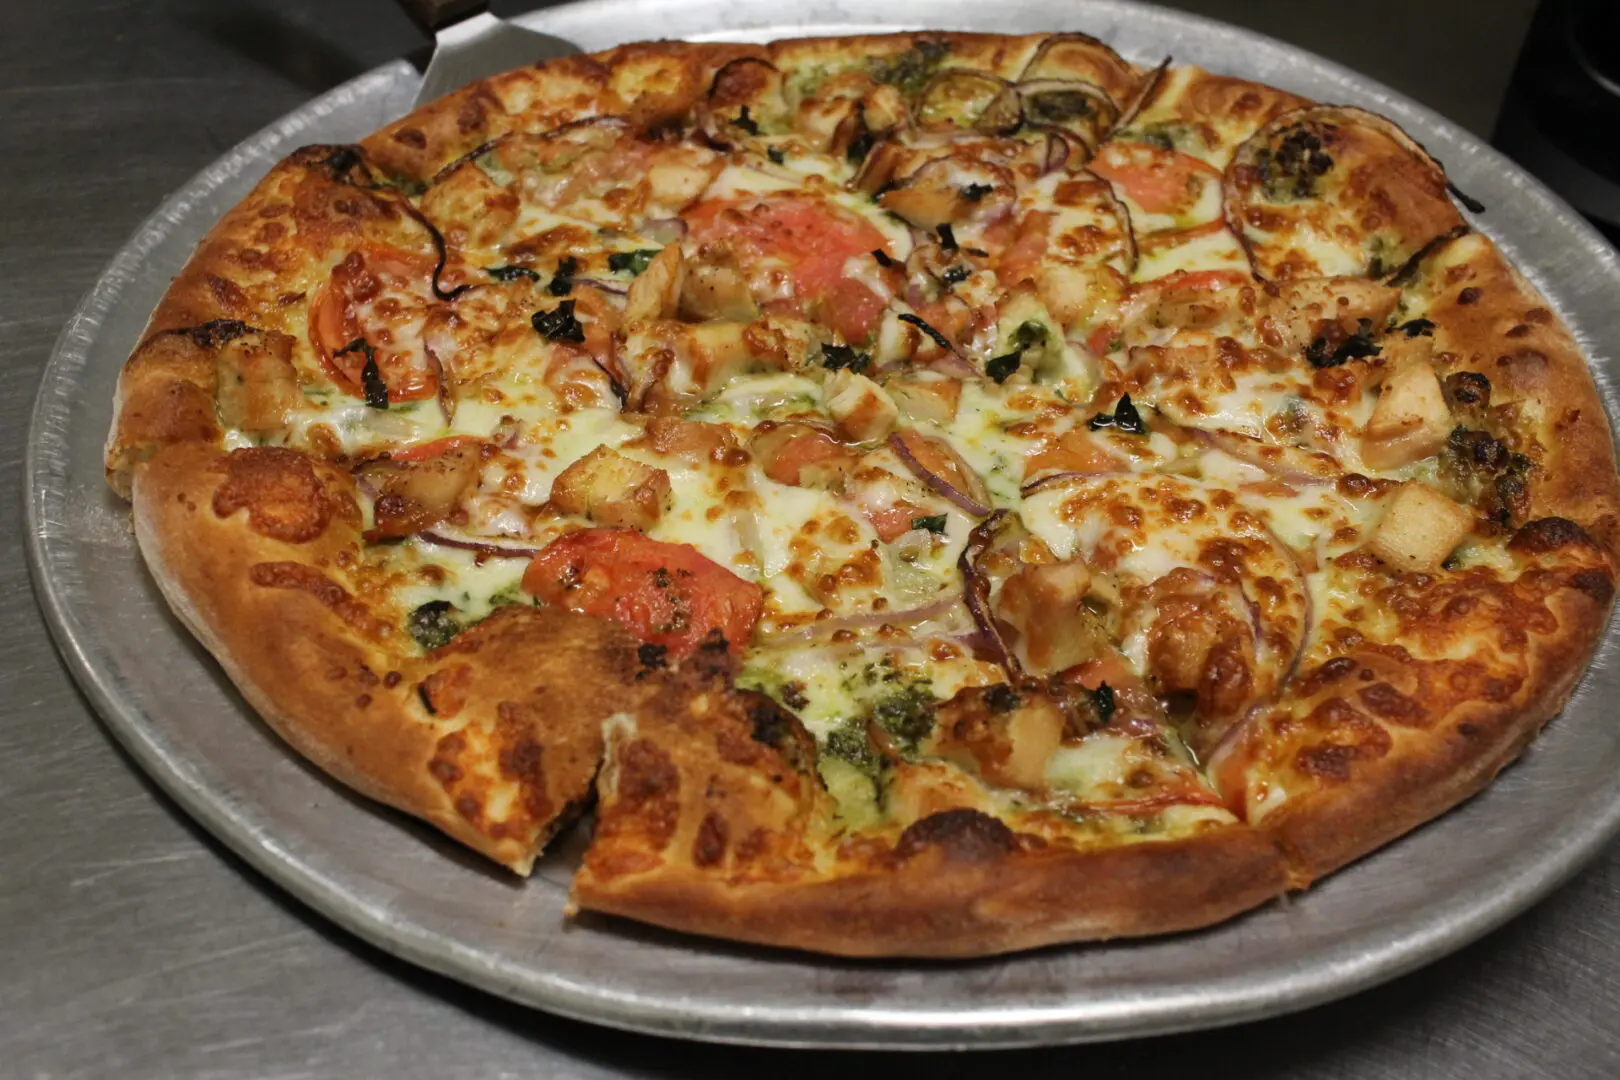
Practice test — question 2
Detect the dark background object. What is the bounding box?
[3,1,1617,1076]
[1494,0,1620,241]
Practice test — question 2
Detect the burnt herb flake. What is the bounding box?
[820,342,871,374]
[1088,393,1147,434]
[985,351,1022,384]
[1305,318,1381,368]
[484,265,539,282]
[338,337,390,410]
[731,105,760,136]
[532,299,586,343]
[547,256,578,296]
[961,182,992,202]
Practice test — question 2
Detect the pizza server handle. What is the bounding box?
[396,0,581,109]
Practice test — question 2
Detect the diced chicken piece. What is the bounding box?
[879,158,1014,229]
[862,83,909,133]
[618,320,760,408]
[644,147,722,213]
[215,331,300,433]
[1269,277,1401,353]
[362,442,483,539]
[623,244,685,323]
[635,417,744,466]
[1362,358,1453,470]
[825,369,898,442]
[1367,482,1475,572]
[679,260,759,321]
[886,373,962,424]
[993,559,1110,674]
[926,684,1067,792]
[549,445,671,530]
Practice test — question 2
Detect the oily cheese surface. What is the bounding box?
[104,30,1618,956]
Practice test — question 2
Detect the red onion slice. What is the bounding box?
[570,277,629,297]
[416,531,542,560]
[759,595,962,643]
[959,510,1019,675]
[888,431,994,517]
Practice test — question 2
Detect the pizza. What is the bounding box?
[104,31,1620,957]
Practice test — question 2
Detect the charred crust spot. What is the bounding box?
[1458,286,1482,305]
[618,739,679,802]
[984,683,1022,713]
[1357,682,1427,726]
[637,642,668,669]
[747,695,790,747]
[353,693,372,709]
[247,562,376,632]
[894,808,1017,864]
[692,812,729,868]
[383,670,402,688]
[392,127,428,149]
[1295,744,1357,781]
[1508,518,1598,555]
[213,447,333,543]
[428,756,461,783]
[1457,721,1481,738]
[1505,324,1532,339]
[206,274,249,313]
[180,318,254,349]
[497,736,550,821]
[455,795,481,822]
[1299,656,1358,695]
[1571,568,1616,605]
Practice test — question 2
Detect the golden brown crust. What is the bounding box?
[1406,231,1620,552]
[130,441,651,874]
[1219,520,1615,882]
[578,824,1287,958]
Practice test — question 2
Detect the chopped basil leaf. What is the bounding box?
[960,182,992,202]
[911,514,947,534]
[1092,681,1116,724]
[940,264,970,286]
[937,223,958,251]
[1013,320,1049,350]
[767,146,786,165]
[407,600,461,651]
[484,265,539,282]
[532,299,586,343]
[871,248,897,268]
[607,249,661,276]
[1398,317,1436,338]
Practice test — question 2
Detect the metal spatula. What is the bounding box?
[399,1,580,108]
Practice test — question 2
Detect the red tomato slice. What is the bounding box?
[522,529,763,657]
[309,244,439,403]
[684,193,891,343]
[1090,143,1220,216]
[386,435,485,463]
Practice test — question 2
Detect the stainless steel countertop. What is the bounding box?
[5,1,1618,1074]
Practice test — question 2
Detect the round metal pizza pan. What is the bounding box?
[25,0,1620,1050]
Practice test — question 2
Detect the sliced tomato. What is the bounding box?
[684,193,891,343]
[522,529,763,657]
[309,244,440,404]
[1090,143,1220,217]
[386,435,485,463]
[997,210,1053,287]
[751,423,855,488]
